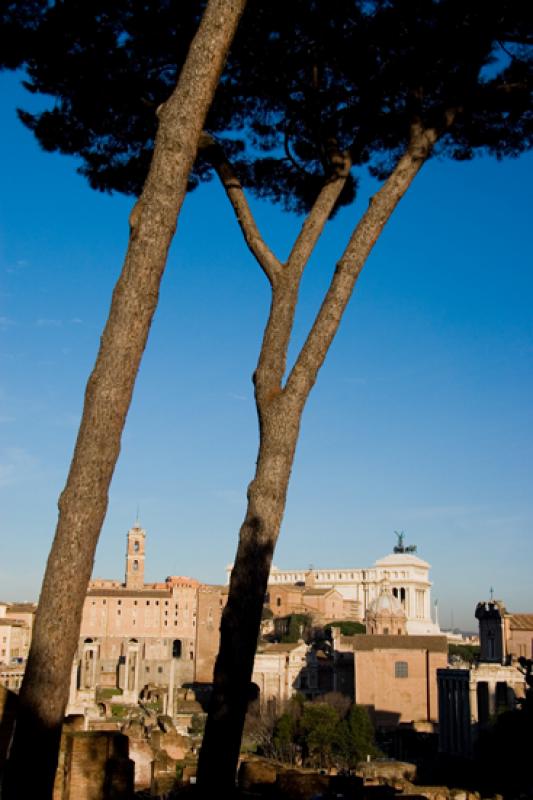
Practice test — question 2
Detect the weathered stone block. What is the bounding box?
[151,727,187,761]
[56,731,133,800]
[276,769,330,800]
[128,738,153,790]
[238,759,278,791]
[151,748,178,797]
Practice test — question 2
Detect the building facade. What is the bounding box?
[332,627,447,728]
[68,523,226,714]
[267,580,359,623]
[231,537,440,635]
[0,602,36,666]
[438,599,529,757]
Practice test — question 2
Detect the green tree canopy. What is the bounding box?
[448,643,480,664]
[3,1,531,207]
[273,698,377,769]
[325,621,366,638]
[280,614,313,643]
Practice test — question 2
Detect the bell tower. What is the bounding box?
[125,522,146,589]
[475,600,506,663]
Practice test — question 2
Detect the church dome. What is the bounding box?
[367,587,406,618]
[366,578,407,635]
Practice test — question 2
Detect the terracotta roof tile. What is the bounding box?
[86,588,170,599]
[351,634,448,652]
[509,614,533,630]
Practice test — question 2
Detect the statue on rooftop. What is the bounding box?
[393,531,417,554]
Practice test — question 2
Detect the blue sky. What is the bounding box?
[1,70,532,630]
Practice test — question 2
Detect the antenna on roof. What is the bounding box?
[135,504,141,527]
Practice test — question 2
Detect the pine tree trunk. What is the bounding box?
[3,2,247,797]
[197,390,303,794]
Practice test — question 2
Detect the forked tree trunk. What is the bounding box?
[198,392,303,791]
[3,2,247,797]
[197,123,443,795]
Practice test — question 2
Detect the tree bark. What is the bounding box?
[3,2,247,797]
[197,123,440,795]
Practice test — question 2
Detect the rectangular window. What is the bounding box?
[395,661,408,678]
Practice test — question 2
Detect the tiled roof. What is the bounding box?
[351,634,448,652]
[87,588,170,599]
[509,614,533,631]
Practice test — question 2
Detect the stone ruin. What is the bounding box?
[0,684,201,798]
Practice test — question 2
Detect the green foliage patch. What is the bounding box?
[448,644,480,664]
[280,614,313,643]
[269,696,378,769]
[325,621,366,638]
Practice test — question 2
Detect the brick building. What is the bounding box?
[267,578,359,623]
[68,523,226,713]
[0,602,36,666]
[332,627,447,728]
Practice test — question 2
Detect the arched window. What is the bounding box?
[134,540,140,553]
[133,560,138,571]
[172,639,182,659]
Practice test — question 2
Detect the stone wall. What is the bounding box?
[54,731,134,800]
